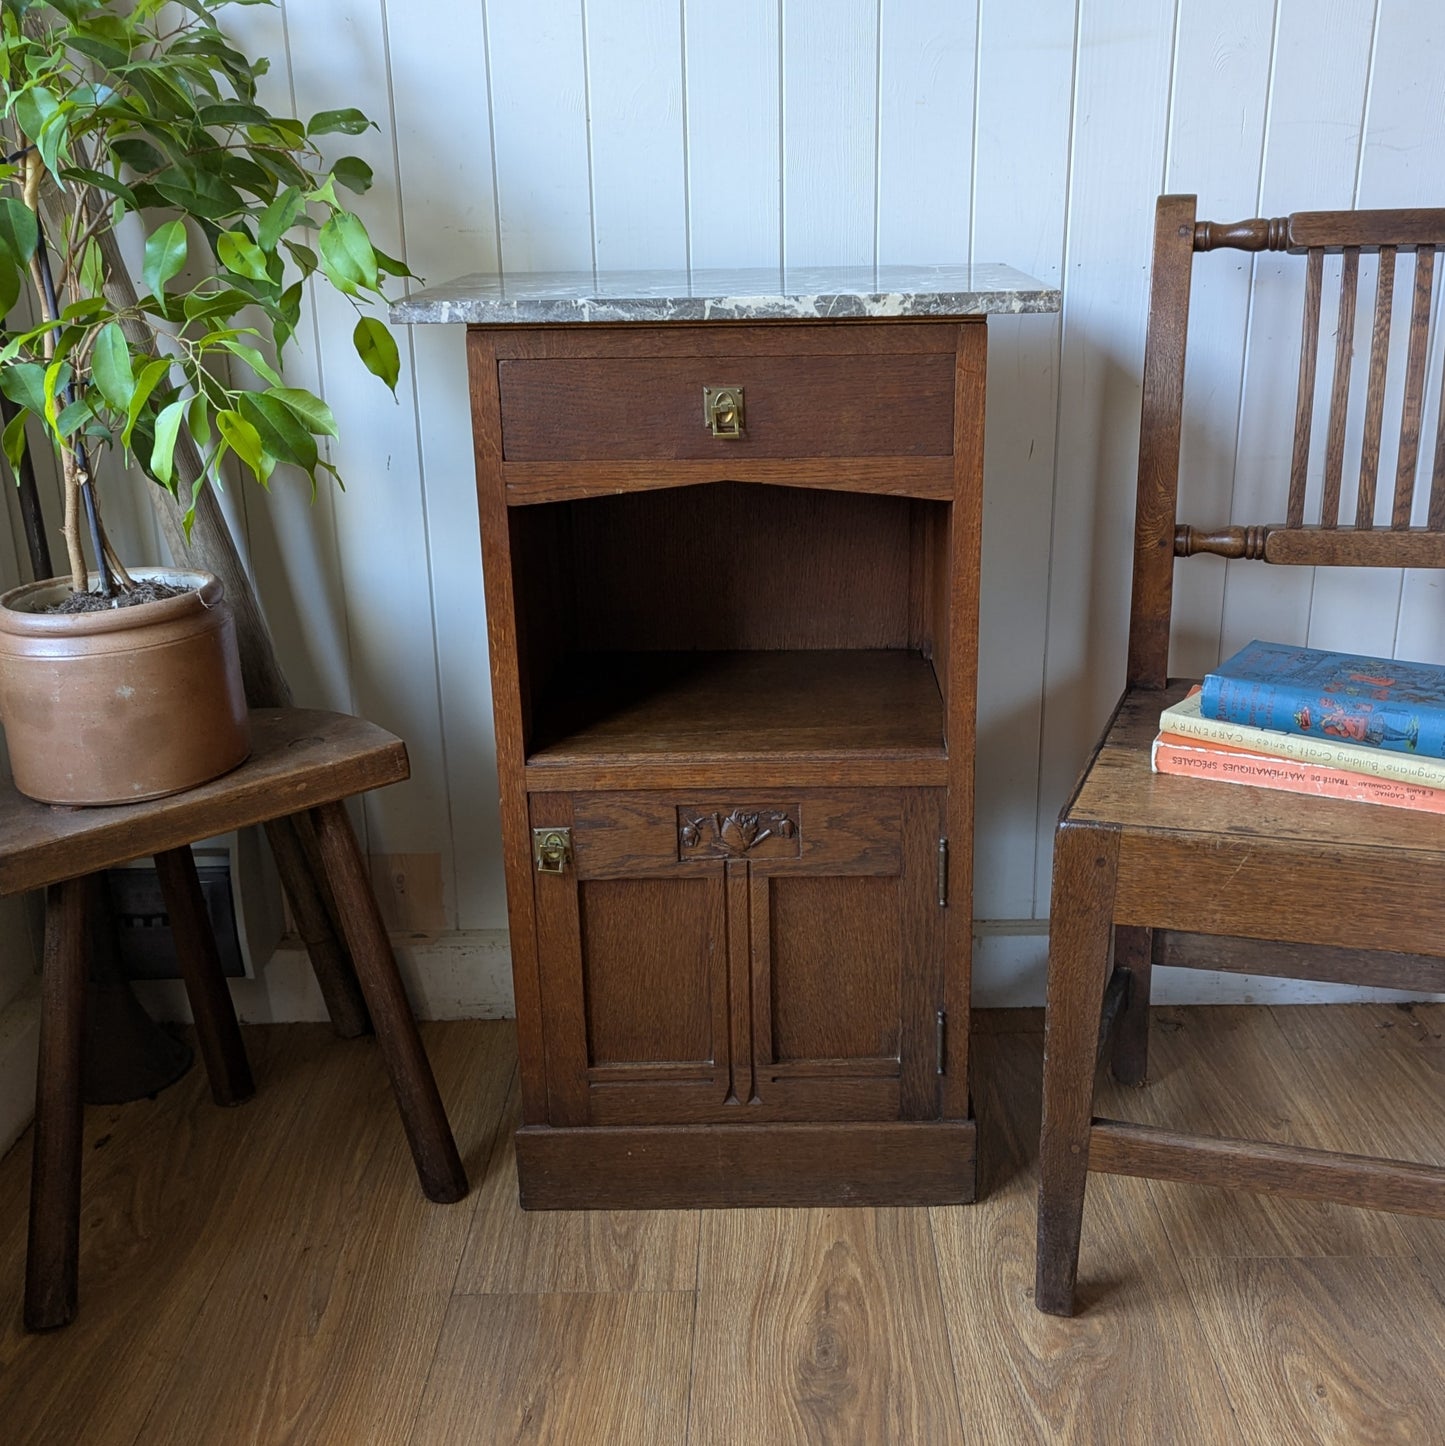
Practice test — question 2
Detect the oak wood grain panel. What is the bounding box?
[499,352,955,461]
[1319,247,1359,528]
[453,1077,699,1296]
[1158,930,1445,992]
[526,756,950,791]
[1090,1119,1445,1216]
[504,455,956,505]
[900,789,946,1117]
[1181,1257,1445,1442]
[530,651,945,781]
[514,1119,976,1208]
[1393,246,1435,526]
[766,875,902,1063]
[1288,247,1325,529]
[578,877,722,1068]
[1263,523,1445,566]
[1115,835,1445,953]
[562,483,916,652]
[468,329,549,1125]
[569,788,902,880]
[688,1208,965,1446]
[585,1076,900,1126]
[0,709,408,898]
[489,321,964,360]
[1286,207,1445,252]
[529,793,588,1126]
[941,321,985,1120]
[725,859,751,1104]
[1073,682,1445,853]
[411,1292,695,1446]
[1355,245,1395,527]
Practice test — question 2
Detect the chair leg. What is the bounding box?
[265,814,372,1039]
[1109,925,1154,1086]
[309,800,468,1203]
[153,847,254,1107]
[25,878,89,1331]
[1036,824,1120,1317]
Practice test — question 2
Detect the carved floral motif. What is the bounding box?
[679,808,798,857]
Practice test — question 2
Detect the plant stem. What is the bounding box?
[32,211,114,597]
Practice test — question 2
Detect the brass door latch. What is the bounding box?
[532,827,572,873]
[702,385,745,438]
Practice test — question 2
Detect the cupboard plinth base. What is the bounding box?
[514,1118,977,1209]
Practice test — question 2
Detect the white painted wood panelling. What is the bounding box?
[5,0,1445,1010]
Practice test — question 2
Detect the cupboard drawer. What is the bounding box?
[565,790,904,880]
[497,352,955,462]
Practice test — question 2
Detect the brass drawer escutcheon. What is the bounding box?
[702,385,745,438]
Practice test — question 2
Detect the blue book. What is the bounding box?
[1200,640,1445,758]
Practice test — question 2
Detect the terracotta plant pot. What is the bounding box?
[0,569,250,805]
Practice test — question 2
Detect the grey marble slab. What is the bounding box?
[390,264,1060,325]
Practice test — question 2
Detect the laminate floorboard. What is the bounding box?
[0,1006,1442,1444]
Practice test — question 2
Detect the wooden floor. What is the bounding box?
[2,1005,1444,1444]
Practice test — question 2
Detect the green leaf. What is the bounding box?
[307,107,372,137]
[198,101,270,128]
[217,229,268,281]
[0,361,46,416]
[353,316,399,392]
[56,395,94,439]
[142,219,188,295]
[217,407,264,477]
[257,186,305,252]
[90,322,134,412]
[240,391,317,471]
[0,198,38,265]
[1,407,28,480]
[123,357,171,446]
[268,386,337,438]
[12,85,58,149]
[149,397,186,489]
[331,155,373,195]
[42,356,68,432]
[0,255,20,318]
[188,393,211,451]
[154,167,244,222]
[318,212,376,295]
[181,286,253,324]
[219,338,283,388]
[60,168,137,209]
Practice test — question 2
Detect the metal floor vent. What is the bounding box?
[104,856,245,980]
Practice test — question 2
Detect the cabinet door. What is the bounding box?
[530,789,944,1127]
[530,792,733,1127]
[746,790,945,1122]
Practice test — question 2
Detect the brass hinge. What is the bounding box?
[936,1009,947,1075]
[937,837,949,907]
[532,826,572,873]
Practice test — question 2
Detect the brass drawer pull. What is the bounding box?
[702,385,745,438]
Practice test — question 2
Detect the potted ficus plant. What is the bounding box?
[0,0,404,803]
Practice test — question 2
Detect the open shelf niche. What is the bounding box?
[509,481,954,787]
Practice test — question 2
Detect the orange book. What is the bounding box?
[1150,732,1445,814]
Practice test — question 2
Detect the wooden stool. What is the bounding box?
[3,708,468,1330]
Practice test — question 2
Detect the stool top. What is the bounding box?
[0,709,408,895]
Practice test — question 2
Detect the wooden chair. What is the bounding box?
[1035,195,1445,1316]
[7,708,467,1330]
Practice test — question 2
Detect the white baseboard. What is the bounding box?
[132,929,516,1024]
[0,982,40,1160]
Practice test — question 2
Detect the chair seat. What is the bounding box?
[0,709,408,896]
[1067,681,1445,858]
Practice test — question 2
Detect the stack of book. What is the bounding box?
[1152,640,1445,814]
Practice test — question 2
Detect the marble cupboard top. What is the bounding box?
[389,263,1060,326]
